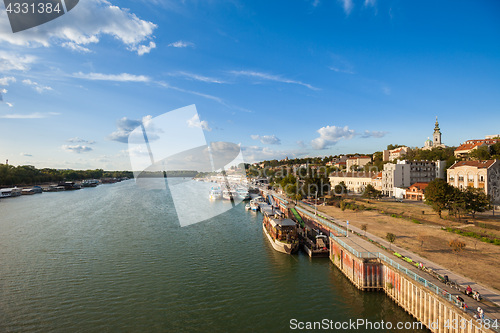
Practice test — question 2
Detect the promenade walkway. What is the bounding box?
[292,199,500,323]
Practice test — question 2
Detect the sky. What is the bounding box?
[0,0,499,170]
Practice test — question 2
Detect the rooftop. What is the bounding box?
[448,160,498,170]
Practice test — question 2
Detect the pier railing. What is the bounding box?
[330,234,378,259]
[330,234,499,331]
[297,207,347,236]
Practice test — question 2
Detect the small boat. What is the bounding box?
[21,188,35,195]
[222,190,237,200]
[245,203,251,210]
[31,186,43,193]
[262,208,299,254]
[236,189,250,200]
[209,187,222,200]
[249,199,260,211]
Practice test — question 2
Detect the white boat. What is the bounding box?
[209,187,222,200]
[262,208,299,254]
[249,199,260,211]
[222,190,237,200]
[245,203,251,210]
[236,189,250,200]
[0,188,21,198]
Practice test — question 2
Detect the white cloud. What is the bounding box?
[361,130,387,138]
[230,70,319,90]
[364,0,376,6]
[382,86,391,95]
[62,145,93,153]
[311,125,355,149]
[329,66,354,74]
[0,51,36,72]
[187,114,212,132]
[312,0,320,7]
[61,42,92,53]
[0,76,16,85]
[73,72,151,82]
[168,40,194,48]
[22,79,53,93]
[6,102,13,107]
[67,137,96,144]
[169,71,226,84]
[0,112,58,119]
[340,0,353,14]
[251,134,281,145]
[1,88,6,93]
[137,41,156,56]
[107,115,160,143]
[0,0,157,55]
[20,153,32,157]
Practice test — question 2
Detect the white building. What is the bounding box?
[329,171,378,194]
[345,156,372,171]
[383,146,410,162]
[381,160,446,197]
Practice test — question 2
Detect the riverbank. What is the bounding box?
[317,199,500,292]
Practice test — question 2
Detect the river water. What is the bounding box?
[0,179,428,332]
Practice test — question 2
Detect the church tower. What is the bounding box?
[433,116,442,146]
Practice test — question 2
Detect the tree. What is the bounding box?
[334,181,347,197]
[362,184,382,199]
[469,145,491,160]
[449,238,466,265]
[386,233,396,250]
[463,187,490,218]
[361,224,368,236]
[424,178,454,218]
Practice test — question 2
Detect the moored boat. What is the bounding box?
[262,208,299,254]
[209,187,222,200]
[21,188,35,195]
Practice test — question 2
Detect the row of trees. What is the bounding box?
[424,178,491,218]
[0,164,133,186]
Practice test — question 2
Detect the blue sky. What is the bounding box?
[0,0,499,170]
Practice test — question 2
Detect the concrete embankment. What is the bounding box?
[265,191,499,333]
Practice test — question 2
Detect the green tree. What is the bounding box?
[469,146,491,160]
[362,184,382,198]
[424,178,455,218]
[463,187,490,218]
[386,233,396,250]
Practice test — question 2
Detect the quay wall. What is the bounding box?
[384,263,490,333]
[263,193,495,333]
[329,238,382,290]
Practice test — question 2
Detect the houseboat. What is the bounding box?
[262,207,299,254]
[0,188,22,198]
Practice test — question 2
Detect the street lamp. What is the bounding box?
[314,191,318,217]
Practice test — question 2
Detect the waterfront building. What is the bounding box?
[345,156,372,171]
[422,117,446,150]
[447,159,500,205]
[454,137,500,158]
[381,160,446,197]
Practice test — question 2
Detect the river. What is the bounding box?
[0,179,428,332]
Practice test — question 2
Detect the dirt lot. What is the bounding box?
[318,198,500,292]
